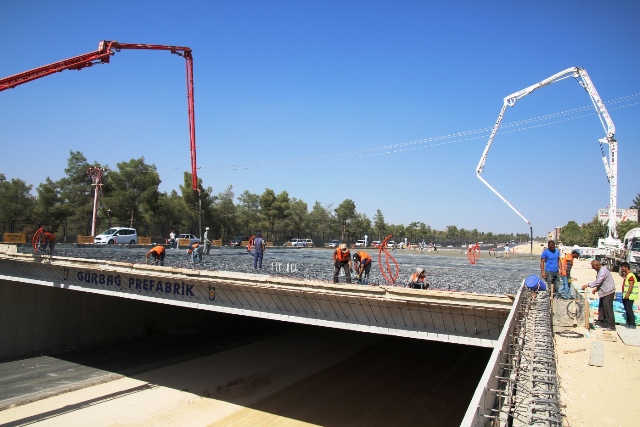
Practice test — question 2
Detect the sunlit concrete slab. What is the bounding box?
[0,245,513,347]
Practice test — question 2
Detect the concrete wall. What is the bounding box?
[0,279,212,360]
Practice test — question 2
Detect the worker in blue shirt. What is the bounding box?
[540,240,562,296]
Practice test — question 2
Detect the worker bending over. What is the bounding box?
[188,242,203,263]
[146,245,166,266]
[352,251,372,285]
[333,243,352,284]
[409,267,429,289]
[40,231,56,255]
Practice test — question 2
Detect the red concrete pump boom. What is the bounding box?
[0,40,198,190]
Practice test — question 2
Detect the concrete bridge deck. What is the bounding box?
[0,244,513,358]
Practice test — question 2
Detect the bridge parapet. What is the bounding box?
[0,246,513,347]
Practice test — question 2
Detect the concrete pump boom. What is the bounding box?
[476,67,618,244]
[0,40,199,191]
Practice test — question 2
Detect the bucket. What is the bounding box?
[525,275,546,291]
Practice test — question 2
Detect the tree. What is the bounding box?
[373,209,386,240]
[617,220,639,240]
[445,225,459,241]
[179,172,215,236]
[335,199,356,241]
[0,174,36,233]
[104,157,161,227]
[237,190,261,234]
[287,198,308,238]
[308,201,333,239]
[56,151,95,235]
[582,216,608,247]
[260,188,278,237]
[34,177,65,232]
[213,185,236,242]
[560,221,582,246]
[631,193,640,210]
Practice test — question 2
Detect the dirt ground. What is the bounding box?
[554,258,640,427]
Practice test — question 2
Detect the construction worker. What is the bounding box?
[333,243,352,283]
[620,262,638,329]
[409,267,429,289]
[253,232,266,269]
[40,231,56,255]
[559,250,580,299]
[146,245,166,266]
[203,226,211,254]
[169,230,176,249]
[188,242,203,263]
[352,251,372,284]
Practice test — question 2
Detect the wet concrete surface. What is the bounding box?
[20,245,538,295]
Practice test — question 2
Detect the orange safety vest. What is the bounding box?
[42,232,55,242]
[149,245,165,256]
[188,242,199,253]
[335,248,350,262]
[560,253,573,276]
[356,252,372,264]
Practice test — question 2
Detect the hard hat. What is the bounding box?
[205,227,209,230]
[415,267,425,275]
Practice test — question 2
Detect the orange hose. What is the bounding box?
[378,234,399,285]
[32,227,43,253]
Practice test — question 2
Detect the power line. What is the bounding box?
[164,93,640,172]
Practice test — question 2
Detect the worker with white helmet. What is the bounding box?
[409,267,429,289]
[203,226,211,254]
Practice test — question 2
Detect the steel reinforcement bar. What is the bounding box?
[461,286,562,426]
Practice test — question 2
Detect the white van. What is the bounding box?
[94,227,138,244]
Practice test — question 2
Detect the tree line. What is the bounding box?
[2,151,635,245]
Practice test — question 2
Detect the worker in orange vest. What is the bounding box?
[409,267,429,289]
[333,243,352,283]
[146,245,166,266]
[40,231,56,255]
[188,242,203,263]
[352,251,372,285]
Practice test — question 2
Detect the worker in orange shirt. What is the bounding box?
[352,251,372,285]
[146,245,166,266]
[559,250,580,299]
[333,243,352,283]
[40,231,56,255]
[409,267,429,289]
[188,242,203,263]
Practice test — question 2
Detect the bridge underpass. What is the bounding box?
[0,244,539,425]
[0,244,513,358]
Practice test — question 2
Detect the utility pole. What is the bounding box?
[87,166,104,237]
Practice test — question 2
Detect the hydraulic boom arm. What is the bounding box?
[476,67,618,241]
[0,40,198,191]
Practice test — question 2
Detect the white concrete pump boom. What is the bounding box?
[476,67,618,245]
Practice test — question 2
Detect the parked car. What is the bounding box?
[177,234,200,245]
[328,240,341,248]
[372,240,382,248]
[287,238,305,247]
[94,227,138,245]
[355,240,366,247]
[304,238,314,247]
[435,244,442,248]
[230,236,251,246]
[387,240,397,248]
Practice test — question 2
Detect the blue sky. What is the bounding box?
[1,1,639,236]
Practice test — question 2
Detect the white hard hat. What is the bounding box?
[205,227,210,230]
[415,267,425,275]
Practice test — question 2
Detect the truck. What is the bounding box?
[596,228,640,274]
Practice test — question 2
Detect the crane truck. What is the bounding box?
[594,228,640,274]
